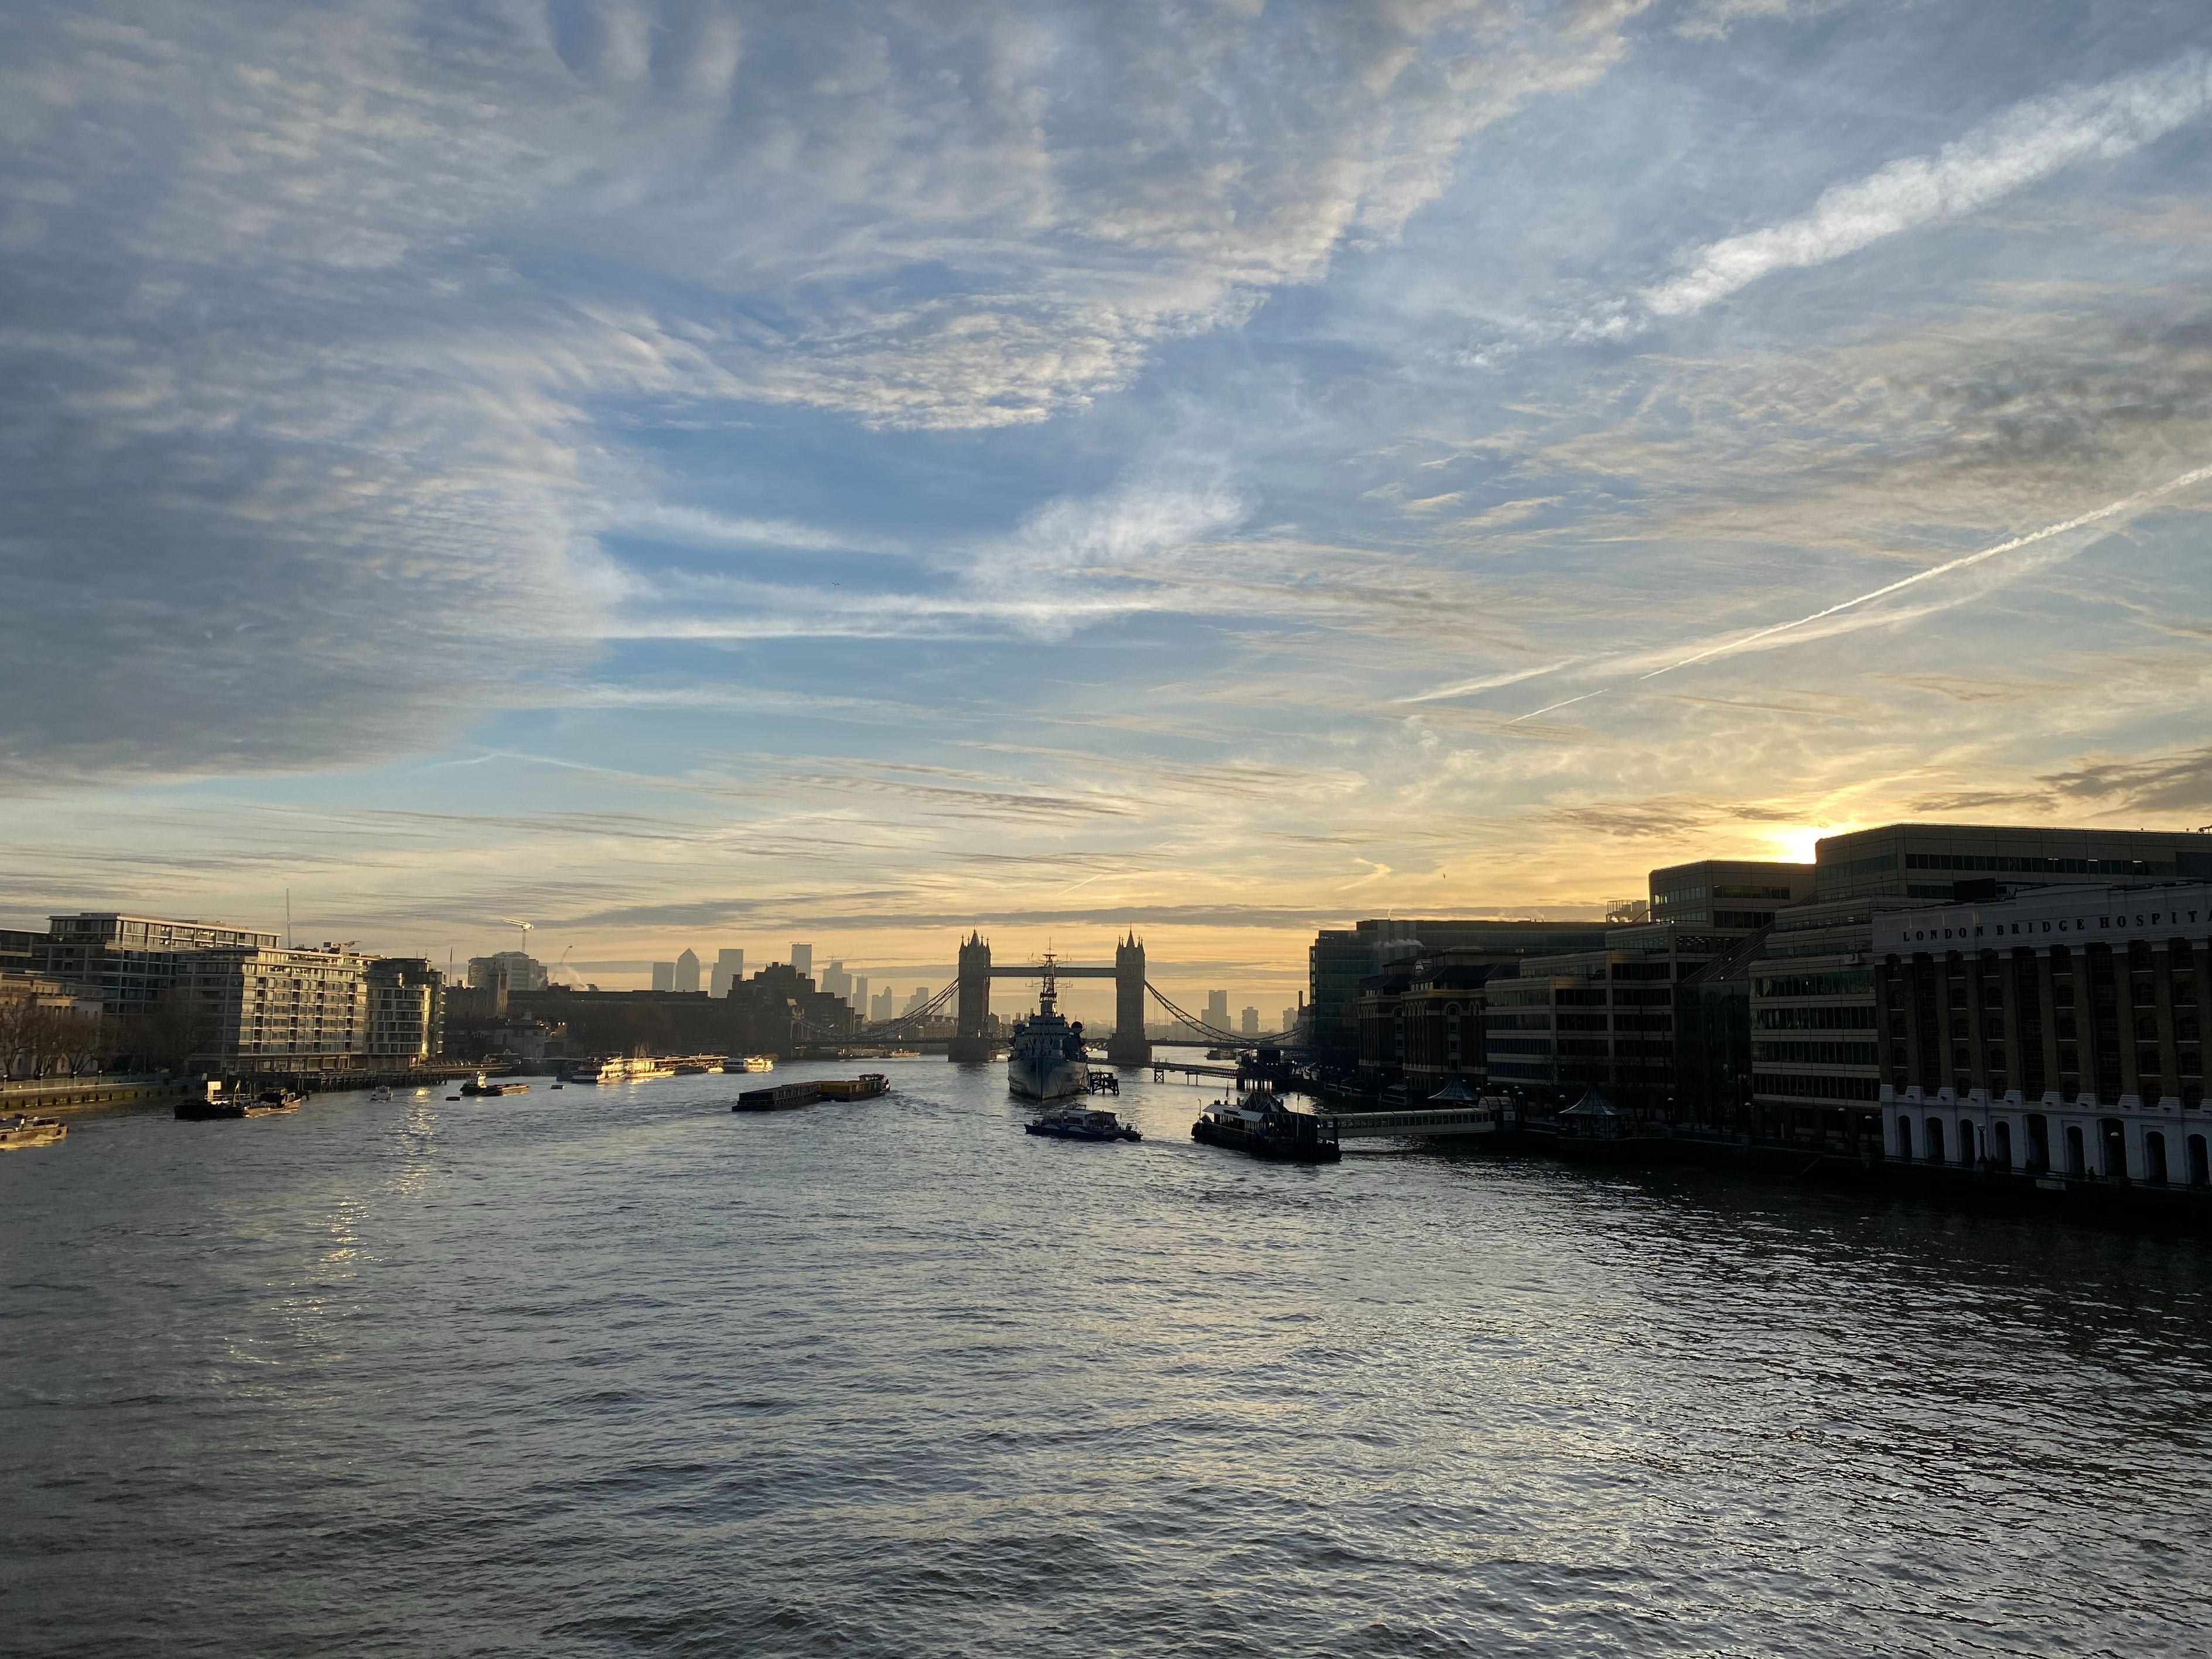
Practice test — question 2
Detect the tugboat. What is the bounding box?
[0,1113,67,1149]
[1008,955,1089,1104]
[1026,1105,1141,1142]
[1192,1089,1340,1163]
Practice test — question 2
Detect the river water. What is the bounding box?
[4,1063,2210,1657]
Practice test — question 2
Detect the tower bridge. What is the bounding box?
[828,933,1300,1062]
[951,932,1152,1064]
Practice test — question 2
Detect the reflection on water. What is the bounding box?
[4,1063,2209,1657]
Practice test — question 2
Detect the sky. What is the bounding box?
[5,0,2212,1018]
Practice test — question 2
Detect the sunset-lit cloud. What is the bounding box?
[4,0,2211,1007]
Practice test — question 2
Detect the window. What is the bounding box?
[1755,970,1874,998]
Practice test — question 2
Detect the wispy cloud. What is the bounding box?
[1609,50,2212,331]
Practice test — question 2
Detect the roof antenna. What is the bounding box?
[285,888,292,950]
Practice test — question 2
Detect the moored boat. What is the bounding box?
[1026,1105,1140,1142]
[0,1113,67,1149]
[1007,956,1090,1104]
[1192,1090,1339,1163]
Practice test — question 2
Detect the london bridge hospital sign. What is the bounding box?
[1872,882,2212,956]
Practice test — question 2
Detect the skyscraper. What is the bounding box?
[1240,1006,1258,1036]
[820,960,851,999]
[791,943,813,979]
[674,948,701,992]
[850,975,868,1016]
[1204,989,1230,1033]
[904,985,932,1015]
[711,948,745,997]
[651,961,675,991]
[871,986,896,1021]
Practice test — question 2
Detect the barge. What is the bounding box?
[1192,1090,1340,1163]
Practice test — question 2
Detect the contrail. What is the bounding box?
[1507,689,1606,724]
[1641,460,2212,680]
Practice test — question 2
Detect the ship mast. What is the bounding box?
[1038,951,1057,1015]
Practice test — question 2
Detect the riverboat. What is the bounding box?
[733,1080,822,1112]
[735,1056,774,1071]
[1192,1090,1340,1163]
[1008,955,1089,1104]
[0,1113,67,1149]
[562,1056,677,1084]
[817,1073,890,1101]
[1026,1106,1140,1142]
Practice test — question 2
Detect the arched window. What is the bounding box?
[1896,1117,1914,1160]
[2145,1131,2169,1186]
[2189,1134,2210,1189]
[1992,1119,2013,1170]
[1927,1119,1946,1163]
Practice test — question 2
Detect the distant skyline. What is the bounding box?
[6,2,2211,997]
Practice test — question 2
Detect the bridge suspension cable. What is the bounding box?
[1142,982,1301,1048]
[793,978,960,1042]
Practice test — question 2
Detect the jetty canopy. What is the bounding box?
[1561,1089,1627,1136]
[1426,1078,1479,1104]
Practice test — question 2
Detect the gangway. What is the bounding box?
[1322,1105,1501,1140]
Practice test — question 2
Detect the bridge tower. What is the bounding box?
[950,931,993,1062]
[1107,931,1151,1066]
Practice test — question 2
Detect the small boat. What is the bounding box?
[735,1056,774,1072]
[733,1081,821,1112]
[1192,1090,1339,1163]
[370,1085,394,1102]
[460,1073,527,1097]
[816,1073,890,1101]
[1026,1106,1140,1143]
[241,1089,302,1116]
[0,1113,67,1149]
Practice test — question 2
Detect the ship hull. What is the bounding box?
[1007,1053,1088,1102]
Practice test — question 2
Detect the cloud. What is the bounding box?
[1619,49,2212,327]
[0,0,1661,781]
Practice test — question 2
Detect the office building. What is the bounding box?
[903,985,933,1015]
[1240,1006,1258,1036]
[819,961,852,1000]
[710,948,745,998]
[39,913,281,1017]
[1874,883,2212,1187]
[1282,1006,1299,1037]
[674,949,702,993]
[1203,989,1230,1034]
[651,961,675,992]
[1648,860,1813,937]
[871,986,896,1022]
[1483,924,1726,1110]
[367,958,445,1059]
[1310,918,1612,1068]
[850,975,868,1017]
[1,929,37,974]
[791,943,814,979]
[1746,824,2212,1149]
[1356,947,1514,1098]
[467,951,548,994]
